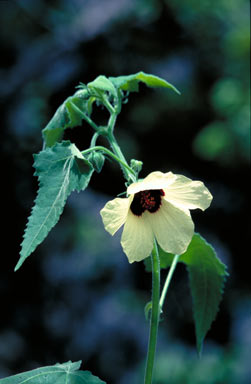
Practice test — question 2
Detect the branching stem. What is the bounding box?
[81,146,136,180]
[69,102,99,132]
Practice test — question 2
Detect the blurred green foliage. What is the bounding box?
[144,345,247,384]
[167,0,250,165]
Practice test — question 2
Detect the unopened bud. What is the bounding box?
[88,151,105,173]
[130,159,143,174]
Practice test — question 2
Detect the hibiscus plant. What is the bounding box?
[4,72,228,384]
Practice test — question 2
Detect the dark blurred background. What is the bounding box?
[0,1,250,383]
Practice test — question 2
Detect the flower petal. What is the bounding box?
[146,199,194,255]
[121,210,154,263]
[127,171,176,195]
[164,174,213,211]
[100,197,131,236]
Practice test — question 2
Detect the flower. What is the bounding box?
[100,171,213,263]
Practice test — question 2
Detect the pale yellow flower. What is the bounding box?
[100,171,212,263]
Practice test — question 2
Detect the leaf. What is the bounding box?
[0,360,106,384]
[144,233,228,354]
[87,75,117,97]
[42,89,90,147]
[109,71,180,94]
[179,234,228,355]
[42,73,179,147]
[16,141,94,271]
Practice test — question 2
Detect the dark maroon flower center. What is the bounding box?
[130,189,165,216]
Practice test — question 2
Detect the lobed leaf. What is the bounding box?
[16,141,94,271]
[109,71,180,94]
[0,360,106,384]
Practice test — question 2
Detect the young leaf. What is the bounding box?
[109,71,180,94]
[42,89,90,147]
[180,234,228,354]
[0,360,106,384]
[16,141,94,271]
[87,75,117,97]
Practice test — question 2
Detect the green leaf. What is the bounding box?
[42,73,179,147]
[42,89,90,147]
[109,71,180,94]
[87,75,117,97]
[16,141,94,271]
[179,234,228,355]
[144,233,228,354]
[0,360,106,384]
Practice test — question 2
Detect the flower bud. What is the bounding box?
[130,159,143,175]
[88,151,105,173]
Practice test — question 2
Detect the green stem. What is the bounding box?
[69,101,100,132]
[81,146,136,179]
[144,241,160,384]
[90,132,99,148]
[71,96,134,182]
[106,92,121,134]
[102,96,115,115]
[107,110,118,134]
[159,254,180,312]
[107,132,136,182]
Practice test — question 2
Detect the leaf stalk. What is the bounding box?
[159,254,180,312]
